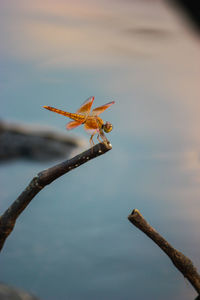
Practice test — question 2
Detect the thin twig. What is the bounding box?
[0,142,112,251]
[128,209,200,294]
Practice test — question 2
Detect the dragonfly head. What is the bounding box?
[102,121,113,133]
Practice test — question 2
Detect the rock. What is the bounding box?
[0,121,85,162]
[0,283,40,300]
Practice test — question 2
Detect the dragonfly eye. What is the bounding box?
[103,122,113,133]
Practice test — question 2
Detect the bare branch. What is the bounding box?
[128,209,200,294]
[0,142,112,251]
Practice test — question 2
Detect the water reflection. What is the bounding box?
[0,0,200,300]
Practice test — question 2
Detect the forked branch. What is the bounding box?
[0,142,112,251]
[128,209,200,294]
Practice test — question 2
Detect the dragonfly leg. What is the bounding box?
[99,131,111,148]
[90,133,95,148]
[97,134,102,143]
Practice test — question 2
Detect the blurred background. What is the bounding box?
[0,0,200,299]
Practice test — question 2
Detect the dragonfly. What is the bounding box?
[43,96,115,147]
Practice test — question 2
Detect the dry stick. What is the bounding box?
[128,209,200,294]
[0,142,112,251]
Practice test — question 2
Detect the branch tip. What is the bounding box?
[128,208,200,294]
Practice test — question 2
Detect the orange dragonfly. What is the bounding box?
[43,96,115,146]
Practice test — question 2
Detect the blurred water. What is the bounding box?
[0,1,200,299]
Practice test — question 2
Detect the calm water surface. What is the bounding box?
[0,1,200,299]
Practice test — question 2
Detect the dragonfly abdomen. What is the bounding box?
[43,106,85,122]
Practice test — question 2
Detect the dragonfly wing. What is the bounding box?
[92,101,115,116]
[66,121,82,130]
[76,96,94,116]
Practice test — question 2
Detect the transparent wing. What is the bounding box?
[92,101,115,116]
[66,121,82,130]
[76,96,95,116]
